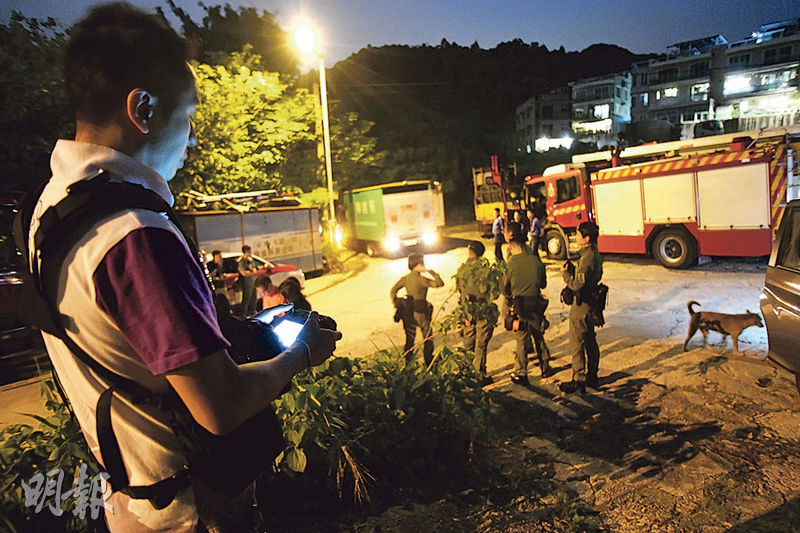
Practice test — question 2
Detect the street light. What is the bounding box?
[294,22,336,243]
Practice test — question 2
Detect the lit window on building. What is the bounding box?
[759,69,795,90]
[664,87,678,98]
[724,74,752,95]
[691,83,709,101]
[592,103,610,119]
[681,110,708,123]
[640,92,649,106]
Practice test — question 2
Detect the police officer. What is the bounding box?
[504,234,551,386]
[559,221,603,395]
[456,241,498,386]
[390,253,444,365]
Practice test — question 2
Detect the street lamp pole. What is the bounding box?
[318,55,335,241]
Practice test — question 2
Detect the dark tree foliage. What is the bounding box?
[161,0,299,75]
[326,40,653,211]
[0,14,71,195]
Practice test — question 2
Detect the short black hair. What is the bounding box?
[242,245,251,253]
[65,2,195,125]
[211,250,221,257]
[509,233,527,246]
[408,253,424,270]
[467,240,485,257]
[578,221,599,243]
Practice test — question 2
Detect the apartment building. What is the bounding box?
[569,72,632,147]
[632,19,800,138]
[515,87,572,153]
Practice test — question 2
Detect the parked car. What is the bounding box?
[0,201,48,384]
[206,252,305,308]
[760,198,800,393]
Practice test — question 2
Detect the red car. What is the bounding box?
[207,252,305,308]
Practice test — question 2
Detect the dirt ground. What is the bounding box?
[303,227,800,532]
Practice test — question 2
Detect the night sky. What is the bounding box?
[1,0,798,66]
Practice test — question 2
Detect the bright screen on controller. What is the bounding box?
[273,319,304,347]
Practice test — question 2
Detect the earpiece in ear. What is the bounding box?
[137,93,153,121]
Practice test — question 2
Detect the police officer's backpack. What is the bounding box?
[13,173,284,509]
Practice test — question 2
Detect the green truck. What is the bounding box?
[340,180,445,256]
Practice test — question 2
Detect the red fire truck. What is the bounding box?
[526,126,800,268]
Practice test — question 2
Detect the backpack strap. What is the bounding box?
[13,172,199,507]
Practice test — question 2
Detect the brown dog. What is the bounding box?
[683,301,763,355]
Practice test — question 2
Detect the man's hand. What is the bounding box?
[293,311,342,368]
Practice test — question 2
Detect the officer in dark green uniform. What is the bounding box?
[456,241,499,386]
[503,235,551,386]
[559,221,603,395]
[390,253,444,365]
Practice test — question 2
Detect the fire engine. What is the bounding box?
[525,125,800,268]
[472,156,523,236]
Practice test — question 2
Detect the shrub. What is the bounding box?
[0,380,103,533]
[273,345,496,503]
[0,346,495,529]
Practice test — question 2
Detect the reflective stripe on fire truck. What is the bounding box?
[593,150,764,181]
[770,144,787,232]
[551,204,586,216]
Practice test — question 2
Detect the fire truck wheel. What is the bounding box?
[652,229,697,269]
[544,230,567,260]
[365,243,377,257]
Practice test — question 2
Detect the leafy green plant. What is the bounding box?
[272,345,496,503]
[1,347,495,529]
[437,256,505,334]
[0,380,102,533]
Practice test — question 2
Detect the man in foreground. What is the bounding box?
[24,3,341,531]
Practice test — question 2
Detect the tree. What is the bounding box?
[172,47,315,201]
[0,14,71,195]
[162,1,299,75]
[280,109,387,192]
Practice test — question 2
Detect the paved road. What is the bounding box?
[304,227,772,377]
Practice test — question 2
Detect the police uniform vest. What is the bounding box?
[575,245,603,305]
[506,253,547,317]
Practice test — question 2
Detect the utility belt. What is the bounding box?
[394,296,432,318]
[560,284,600,307]
[511,294,548,317]
[560,283,609,327]
[504,294,548,331]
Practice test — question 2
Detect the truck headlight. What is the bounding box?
[384,235,401,252]
[422,231,438,246]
